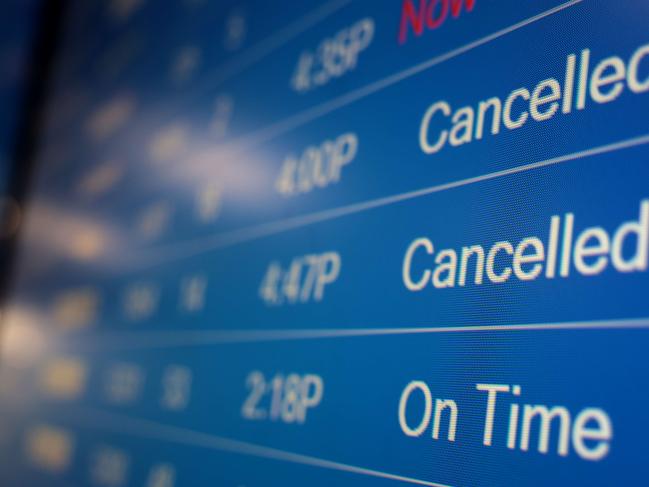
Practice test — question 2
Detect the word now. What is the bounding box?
[398,0,476,44]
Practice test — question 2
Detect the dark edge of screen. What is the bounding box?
[0,0,70,302]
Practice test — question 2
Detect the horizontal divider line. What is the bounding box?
[55,407,452,487]
[117,130,649,271]
[59,316,649,350]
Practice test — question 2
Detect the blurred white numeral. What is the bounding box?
[195,182,222,223]
[161,365,193,411]
[224,10,247,51]
[179,275,208,313]
[136,201,172,239]
[90,446,129,487]
[171,46,201,84]
[104,363,144,405]
[210,94,234,137]
[123,282,159,320]
[147,463,176,487]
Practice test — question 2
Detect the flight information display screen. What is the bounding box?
[1,1,649,486]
